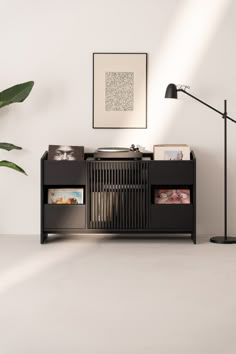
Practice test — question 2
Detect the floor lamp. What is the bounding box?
[165,83,236,244]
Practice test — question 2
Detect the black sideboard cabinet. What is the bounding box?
[41,151,196,244]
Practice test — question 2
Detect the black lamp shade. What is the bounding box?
[165,83,178,99]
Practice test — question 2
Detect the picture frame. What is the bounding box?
[93,52,147,129]
[48,188,84,204]
[153,144,190,160]
[48,145,84,161]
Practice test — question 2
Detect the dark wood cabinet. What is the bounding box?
[41,151,196,244]
[149,160,194,185]
[150,204,193,230]
[44,205,86,229]
[44,160,86,185]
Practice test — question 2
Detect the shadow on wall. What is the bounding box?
[111,0,233,236]
[92,0,234,237]
[154,0,232,237]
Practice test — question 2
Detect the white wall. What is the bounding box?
[0,0,235,236]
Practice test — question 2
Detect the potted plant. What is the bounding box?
[0,81,34,174]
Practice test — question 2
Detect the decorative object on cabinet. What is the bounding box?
[40,150,196,244]
[93,53,147,129]
[153,144,190,160]
[165,83,236,244]
[48,145,84,161]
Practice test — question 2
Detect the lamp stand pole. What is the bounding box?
[210,100,236,243]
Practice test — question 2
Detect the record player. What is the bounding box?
[94,145,143,160]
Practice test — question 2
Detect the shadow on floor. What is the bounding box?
[45,233,210,245]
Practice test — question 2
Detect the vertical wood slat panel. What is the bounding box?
[137,162,140,229]
[131,163,134,228]
[108,162,110,229]
[118,163,121,229]
[102,163,104,229]
[111,162,114,229]
[134,163,136,229]
[142,162,144,228]
[88,161,149,229]
[99,162,102,229]
[128,163,131,229]
[147,163,150,227]
[139,162,142,229]
[122,162,125,229]
[126,163,128,229]
[94,163,97,229]
[92,163,94,228]
[114,162,117,228]
[91,162,93,228]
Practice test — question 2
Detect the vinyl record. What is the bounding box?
[97,147,130,153]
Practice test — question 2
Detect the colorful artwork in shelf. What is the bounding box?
[48,189,84,204]
[154,189,190,204]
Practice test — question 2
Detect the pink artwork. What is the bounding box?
[154,189,190,204]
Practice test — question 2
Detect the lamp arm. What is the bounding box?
[178,89,236,124]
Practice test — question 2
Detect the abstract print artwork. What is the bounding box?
[105,72,134,112]
[93,53,147,128]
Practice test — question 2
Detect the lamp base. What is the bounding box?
[210,236,236,244]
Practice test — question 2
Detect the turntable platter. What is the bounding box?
[97,147,130,153]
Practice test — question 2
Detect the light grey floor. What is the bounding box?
[0,234,236,354]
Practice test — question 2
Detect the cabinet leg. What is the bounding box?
[192,233,197,244]
[41,233,48,244]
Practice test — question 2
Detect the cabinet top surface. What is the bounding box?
[41,151,195,162]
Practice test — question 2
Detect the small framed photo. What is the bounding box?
[48,188,84,204]
[93,53,147,129]
[154,189,190,204]
[48,145,84,161]
[153,144,190,160]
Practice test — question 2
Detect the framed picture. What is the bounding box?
[48,145,84,161]
[154,189,190,204]
[93,53,147,129]
[48,188,84,204]
[153,144,190,160]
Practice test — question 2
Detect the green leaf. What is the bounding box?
[0,81,34,109]
[0,160,27,175]
[0,142,22,151]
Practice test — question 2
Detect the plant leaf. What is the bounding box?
[0,81,34,109]
[0,142,22,151]
[0,160,27,175]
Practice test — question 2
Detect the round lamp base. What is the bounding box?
[210,236,236,244]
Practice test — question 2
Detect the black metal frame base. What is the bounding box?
[210,236,236,244]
